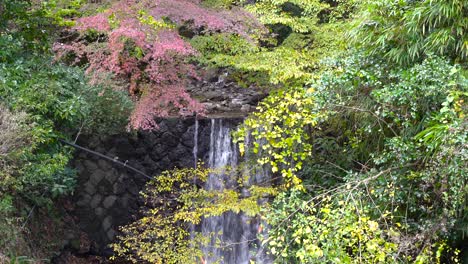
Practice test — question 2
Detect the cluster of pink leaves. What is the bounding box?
[73,12,111,32]
[53,0,260,130]
[148,0,259,36]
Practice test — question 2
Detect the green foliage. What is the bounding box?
[235,86,327,187]
[112,166,277,263]
[190,33,259,60]
[372,56,458,129]
[1,0,464,263]
[0,54,132,196]
[252,52,467,263]
[192,27,350,86]
[111,166,208,263]
[0,0,55,52]
[245,0,327,33]
[351,0,467,65]
[0,2,132,260]
[266,190,399,263]
[0,4,122,263]
[192,0,354,87]
[137,9,176,30]
[114,0,466,262]
[42,0,85,27]
[0,216,34,262]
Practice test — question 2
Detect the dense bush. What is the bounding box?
[351,0,467,65]
[0,55,132,197]
[259,62,467,261]
[0,0,132,259]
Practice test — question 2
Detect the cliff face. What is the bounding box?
[67,118,243,254]
[188,68,269,116]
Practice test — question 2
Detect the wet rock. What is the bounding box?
[76,193,92,207]
[173,120,187,135]
[204,90,224,100]
[204,102,216,111]
[97,159,111,170]
[102,216,112,231]
[157,121,169,133]
[117,193,131,208]
[104,170,118,184]
[97,179,113,195]
[106,228,116,241]
[168,144,190,161]
[161,132,178,147]
[156,156,171,170]
[95,207,105,218]
[135,147,146,156]
[142,155,158,172]
[153,143,169,156]
[90,194,102,209]
[89,169,105,185]
[144,131,159,148]
[181,126,195,148]
[74,161,85,173]
[83,182,96,195]
[114,137,134,158]
[126,182,139,196]
[241,104,251,112]
[83,160,98,171]
[112,182,125,194]
[102,195,117,209]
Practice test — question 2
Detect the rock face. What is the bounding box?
[71,118,242,252]
[187,68,269,116]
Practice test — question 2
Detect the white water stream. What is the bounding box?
[194,119,271,264]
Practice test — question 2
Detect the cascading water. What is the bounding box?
[199,119,271,264]
[193,119,199,169]
[190,118,200,245]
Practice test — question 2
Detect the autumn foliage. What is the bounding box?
[54,0,262,130]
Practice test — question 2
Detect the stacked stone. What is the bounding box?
[73,159,136,247]
[71,118,215,252]
[70,118,244,254]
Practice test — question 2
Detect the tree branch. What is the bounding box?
[59,139,153,180]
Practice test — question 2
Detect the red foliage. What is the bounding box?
[75,13,111,32]
[54,0,261,130]
[150,0,241,33]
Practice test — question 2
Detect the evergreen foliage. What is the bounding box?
[0,0,132,259]
[350,0,467,65]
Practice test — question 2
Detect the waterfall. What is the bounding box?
[199,119,271,264]
[193,118,199,168]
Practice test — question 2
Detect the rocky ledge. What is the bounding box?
[188,68,269,115]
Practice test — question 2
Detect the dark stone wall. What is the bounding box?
[69,117,242,253]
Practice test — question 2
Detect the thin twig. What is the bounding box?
[74,122,84,144]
